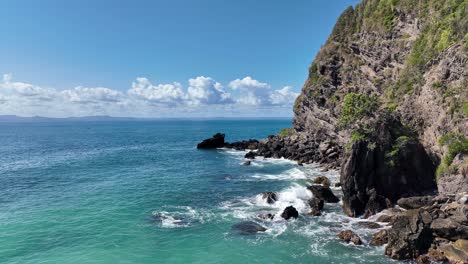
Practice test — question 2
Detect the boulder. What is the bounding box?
[340,116,437,217]
[430,218,468,241]
[307,185,339,203]
[197,133,225,149]
[397,196,435,210]
[261,192,278,204]
[439,240,468,264]
[370,229,388,246]
[281,206,299,220]
[231,221,267,235]
[244,151,257,159]
[308,197,324,216]
[313,176,331,187]
[338,230,362,245]
[385,209,435,260]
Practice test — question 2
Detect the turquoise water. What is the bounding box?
[0,120,397,264]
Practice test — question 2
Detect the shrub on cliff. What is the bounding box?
[436,133,468,179]
[338,93,379,128]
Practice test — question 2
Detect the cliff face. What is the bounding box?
[294,0,467,146]
[293,0,467,193]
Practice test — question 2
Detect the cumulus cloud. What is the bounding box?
[0,73,298,117]
[61,87,124,104]
[187,76,232,105]
[269,86,299,105]
[128,77,185,105]
[229,76,298,106]
[229,76,270,90]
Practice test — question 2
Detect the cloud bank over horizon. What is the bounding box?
[0,74,299,118]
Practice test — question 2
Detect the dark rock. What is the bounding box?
[385,209,435,260]
[308,197,324,216]
[397,196,435,210]
[225,139,260,150]
[370,229,388,246]
[340,116,437,217]
[363,189,393,218]
[354,221,382,229]
[197,133,225,149]
[231,221,267,235]
[430,218,468,241]
[307,185,339,203]
[244,151,256,159]
[261,192,278,204]
[281,206,299,220]
[312,176,331,187]
[257,212,275,220]
[240,160,251,166]
[335,182,342,187]
[338,230,362,245]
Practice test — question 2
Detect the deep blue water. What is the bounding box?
[0,120,397,264]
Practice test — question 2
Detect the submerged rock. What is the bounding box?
[197,133,225,149]
[231,221,267,235]
[257,212,275,220]
[241,160,251,166]
[307,185,339,203]
[261,192,278,204]
[281,206,299,220]
[338,230,362,245]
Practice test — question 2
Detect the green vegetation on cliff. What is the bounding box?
[338,93,378,128]
[436,133,468,179]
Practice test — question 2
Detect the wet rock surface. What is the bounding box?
[308,197,324,216]
[281,206,299,220]
[307,185,339,203]
[261,192,278,204]
[338,230,362,245]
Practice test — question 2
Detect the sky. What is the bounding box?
[0,0,359,118]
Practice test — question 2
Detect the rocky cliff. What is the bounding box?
[293,0,467,199]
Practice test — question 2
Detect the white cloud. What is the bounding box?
[0,73,298,117]
[229,76,298,106]
[128,77,185,105]
[187,76,232,105]
[61,87,124,104]
[228,76,270,90]
[269,86,299,105]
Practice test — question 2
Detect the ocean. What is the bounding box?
[0,120,398,264]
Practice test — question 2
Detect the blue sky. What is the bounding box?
[0,0,358,117]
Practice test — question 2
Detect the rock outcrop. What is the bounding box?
[385,197,468,260]
[340,115,437,217]
[261,192,278,204]
[281,206,299,220]
[308,197,324,216]
[197,133,226,149]
[338,230,362,245]
[307,185,339,203]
